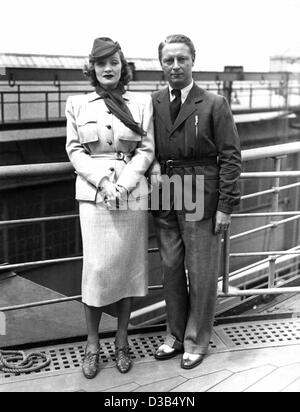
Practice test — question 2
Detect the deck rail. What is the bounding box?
[1,142,300,313]
[1,70,300,125]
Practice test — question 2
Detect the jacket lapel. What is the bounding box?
[155,88,173,133]
[169,83,204,137]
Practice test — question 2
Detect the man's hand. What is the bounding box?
[214,211,231,235]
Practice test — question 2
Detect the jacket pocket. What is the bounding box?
[115,105,142,142]
[117,126,142,142]
[75,174,97,202]
[77,119,99,144]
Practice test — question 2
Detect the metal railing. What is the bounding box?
[0,84,296,123]
[1,70,300,124]
[1,142,300,314]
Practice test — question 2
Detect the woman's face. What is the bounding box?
[94,52,122,90]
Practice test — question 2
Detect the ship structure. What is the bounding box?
[0,54,300,392]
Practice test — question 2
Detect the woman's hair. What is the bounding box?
[158,34,196,63]
[83,49,132,87]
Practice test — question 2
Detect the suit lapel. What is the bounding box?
[169,84,204,137]
[155,88,173,133]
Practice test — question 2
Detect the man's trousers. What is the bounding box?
[154,210,222,354]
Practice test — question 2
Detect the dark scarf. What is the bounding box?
[95,84,146,138]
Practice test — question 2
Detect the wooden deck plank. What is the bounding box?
[208,365,276,392]
[245,363,300,392]
[126,358,184,386]
[134,376,187,392]
[198,345,300,374]
[170,370,232,392]
[282,378,300,392]
[253,344,300,367]
[103,382,140,392]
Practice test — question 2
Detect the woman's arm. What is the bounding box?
[117,95,155,192]
[65,96,111,189]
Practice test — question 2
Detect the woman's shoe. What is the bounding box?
[115,344,132,374]
[82,346,101,379]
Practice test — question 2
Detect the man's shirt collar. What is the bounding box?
[169,81,194,104]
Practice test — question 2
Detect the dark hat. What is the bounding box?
[90,37,120,60]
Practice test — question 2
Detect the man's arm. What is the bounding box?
[212,95,242,234]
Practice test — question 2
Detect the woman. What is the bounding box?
[65,37,154,378]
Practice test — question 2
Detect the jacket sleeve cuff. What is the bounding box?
[98,174,110,189]
[217,201,233,214]
[148,159,161,175]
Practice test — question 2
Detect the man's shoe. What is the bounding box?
[181,354,204,369]
[155,344,181,361]
[82,347,101,379]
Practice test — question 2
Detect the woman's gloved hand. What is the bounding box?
[99,178,119,209]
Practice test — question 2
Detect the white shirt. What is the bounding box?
[169,81,194,104]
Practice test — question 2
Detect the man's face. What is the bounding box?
[161,43,194,89]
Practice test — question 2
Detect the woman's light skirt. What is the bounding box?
[79,201,149,307]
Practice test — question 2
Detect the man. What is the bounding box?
[150,34,241,369]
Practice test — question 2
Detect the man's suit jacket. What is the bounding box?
[151,83,242,220]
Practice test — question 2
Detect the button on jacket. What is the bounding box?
[65,91,155,202]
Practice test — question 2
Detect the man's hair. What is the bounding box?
[158,34,196,63]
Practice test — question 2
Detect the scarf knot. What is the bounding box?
[95,84,146,137]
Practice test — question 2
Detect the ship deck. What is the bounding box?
[1,312,300,393]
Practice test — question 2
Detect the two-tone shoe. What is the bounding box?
[154,344,182,361]
[181,354,204,369]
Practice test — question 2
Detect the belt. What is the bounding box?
[160,158,217,173]
[91,151,132,163]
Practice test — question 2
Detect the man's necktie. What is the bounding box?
[170,89,181,124]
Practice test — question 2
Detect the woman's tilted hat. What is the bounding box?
[90,37,121,59]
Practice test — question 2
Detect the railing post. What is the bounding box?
[267,156,281,270]
[1,202,9,264]
[0,92,4,123]
[40,191,46,260]
[271,156,283,213]
[222,80,232,106]
[57,82,61,118]
[268,256,277,288]
[75,218,81,255]
[292,152,300,248]
[269,82,272,108]
[268,155,285,286]
[222,228,231,294]
[249,84,253,109]
[17,85,21,121]
[45,92,49,121]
